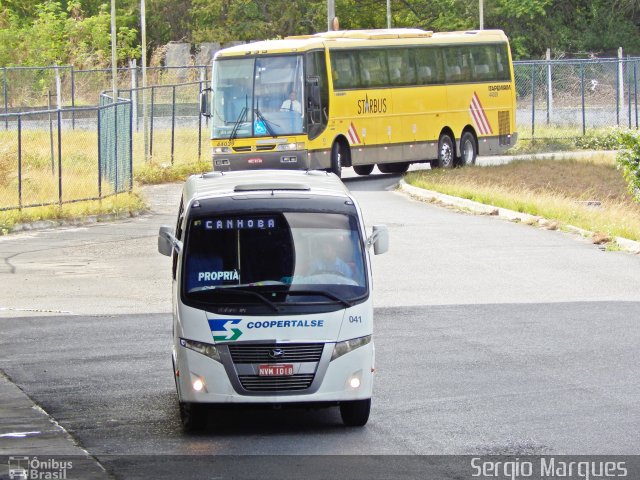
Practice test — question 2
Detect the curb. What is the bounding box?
[3,210,149,236]
[398,179,640,255]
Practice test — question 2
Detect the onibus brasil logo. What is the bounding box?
[208,319,242,341]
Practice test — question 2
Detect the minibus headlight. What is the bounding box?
[331,335,371,361]
[180,338,221,362]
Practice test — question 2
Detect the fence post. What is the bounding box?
[171,85,176,165]
[55,64,62,110]
[57,109,62,206]
[130,59,138,132]
[18,115,22,209]
[635,62,638,129]
[629,60,632,129]
[546,49,552,125]
[3,67,7,130]
[618,47,624,125]
[531,65,535,141]
[71,66,76,129]
[581,63,586,136]
[114,102,119,193]
[198,80,203,160]
[48,90,55,175]
[129,98,133,191]
[97,103,102,198]
[150,86,155,158]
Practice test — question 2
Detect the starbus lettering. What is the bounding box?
[357,95,387,115]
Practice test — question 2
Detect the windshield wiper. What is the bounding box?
[285,290,353,308]
[229,106,248,140]
[189,287,281,312]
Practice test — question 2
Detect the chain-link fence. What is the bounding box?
[0,99,131,211]
[118,81,207,166]
[1,64,209,113]
[514,58,640,141]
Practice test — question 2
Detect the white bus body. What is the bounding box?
[158,170,388,430]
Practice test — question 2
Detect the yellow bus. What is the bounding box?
[203,28,517,177]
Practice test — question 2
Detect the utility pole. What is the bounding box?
[479,0,484,30]
[327,0,335,31]
[110,0,118,99]
[387,0,391,28]
[141,0,149,160]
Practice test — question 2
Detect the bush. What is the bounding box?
[616,131,640,202]
[575,128,630,150]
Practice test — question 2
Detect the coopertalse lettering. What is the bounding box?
[247,319,325,329]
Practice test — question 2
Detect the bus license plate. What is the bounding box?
[258,364,294,376]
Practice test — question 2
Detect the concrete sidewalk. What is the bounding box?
[0,371,110,479]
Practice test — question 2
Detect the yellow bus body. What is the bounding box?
[209,28,517,175]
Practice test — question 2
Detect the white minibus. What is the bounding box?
[158,170,388,431]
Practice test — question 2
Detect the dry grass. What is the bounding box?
[0,191,147,234]
[405,154,640,242]
[0,127,209,208]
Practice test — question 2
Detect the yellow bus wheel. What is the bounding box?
[436,134,455,169]
[353,164,374,176]
[331,142,345,178]
[459,131,477,167]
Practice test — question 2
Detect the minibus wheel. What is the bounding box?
[179,402,206,433]
[340,398,371,426]
[353,164,374,176]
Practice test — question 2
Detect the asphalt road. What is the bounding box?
[2,167,640,478]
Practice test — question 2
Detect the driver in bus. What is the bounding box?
[309,240,353,278]
[280,90,302,114]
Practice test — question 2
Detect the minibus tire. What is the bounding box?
[340,398,371,426]
[179,402,206,433]
[353,164,374,176]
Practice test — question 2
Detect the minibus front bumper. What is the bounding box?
[175,341,374,404]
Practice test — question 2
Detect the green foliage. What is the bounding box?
[2,0,640,68]
[616,131,640,202]
[0,0,139,67]
[575,128,633,151]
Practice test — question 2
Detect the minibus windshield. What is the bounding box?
[183,212,367,312]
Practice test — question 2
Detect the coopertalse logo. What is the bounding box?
[208,319,243,341]
[208,318,326,341]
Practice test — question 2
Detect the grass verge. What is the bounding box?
[0,191,147,235]
[404,154,640,243]
[134,160,212,185]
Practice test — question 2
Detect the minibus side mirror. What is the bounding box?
[158,225,181,256]
[200,87,212,117]
[367,224,389,255]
